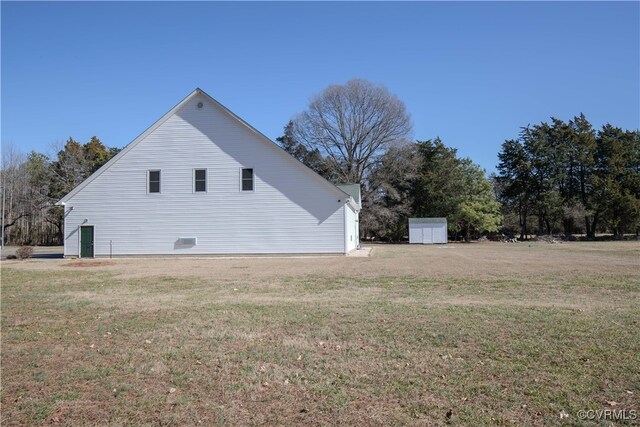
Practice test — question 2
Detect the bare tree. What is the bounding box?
[293,79,412,183]
[1,142,28,244]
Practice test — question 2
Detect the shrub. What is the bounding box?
[6,255,17,260]
[16,246,34,260]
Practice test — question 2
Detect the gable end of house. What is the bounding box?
[58,88,350,204]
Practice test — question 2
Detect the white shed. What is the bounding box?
[409,218,448,244]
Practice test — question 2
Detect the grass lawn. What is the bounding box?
[1,242,639,426]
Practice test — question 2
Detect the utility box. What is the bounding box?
[409,218,448,244]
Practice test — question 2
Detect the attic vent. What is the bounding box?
[177,237,197,246]
[197,102,203,109]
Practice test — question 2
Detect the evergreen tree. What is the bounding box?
[413,138,501,241]
[496,115,639,239]
[361,144,420,241]
[454,160,502,242]
[594,125,640,236]
[496,139,533,239]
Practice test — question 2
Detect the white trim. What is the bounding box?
[346,197,358,211]
[355,213,360,248]
[343,204,348,254]
[57,88,352,205]
[193,168,207,193]
[63,207,68,256]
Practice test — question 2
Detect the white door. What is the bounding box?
[409,224,420,243]
[422,226,434,244]
[434,224,447,243]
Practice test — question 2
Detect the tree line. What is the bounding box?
[278,79,502,242]
[1,138,119,245]
[1,79,637,246]
[495,115,639,239]
[279,79,638,241]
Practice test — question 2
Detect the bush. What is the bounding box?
[6,254,17,260]
[16,246,34,260]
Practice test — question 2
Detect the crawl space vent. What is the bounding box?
[177,237,197,246]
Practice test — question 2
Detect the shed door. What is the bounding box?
[409,224,421,243]
[422,226,434,244]
[80,226,94,258]
[434,224,447,243]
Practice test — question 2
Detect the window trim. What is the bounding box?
[148,169,161,194]
[240,167,254,192]
[193,168,207,193]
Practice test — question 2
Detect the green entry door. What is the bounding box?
[80,226,94,258]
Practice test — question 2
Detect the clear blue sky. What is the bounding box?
[2,1,639,173]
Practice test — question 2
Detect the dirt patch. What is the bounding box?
[63,260,116,268]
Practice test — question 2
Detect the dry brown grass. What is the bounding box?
[1,242,639,426]
[63,261,117,268]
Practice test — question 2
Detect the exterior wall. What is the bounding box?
[64,94,348,256]
[345,204,359,252]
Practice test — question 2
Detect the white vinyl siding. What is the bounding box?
[63,93,347,255]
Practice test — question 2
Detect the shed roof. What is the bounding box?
[409,217,447,224]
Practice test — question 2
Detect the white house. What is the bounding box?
[58,88,360,257]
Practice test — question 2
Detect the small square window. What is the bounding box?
[149,170,161,193]
[195,169,206,192]
[241,168,254,191]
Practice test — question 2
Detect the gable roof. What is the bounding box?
[336,184,361,210]
[409,218,447,224]
[58,88,352,205]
